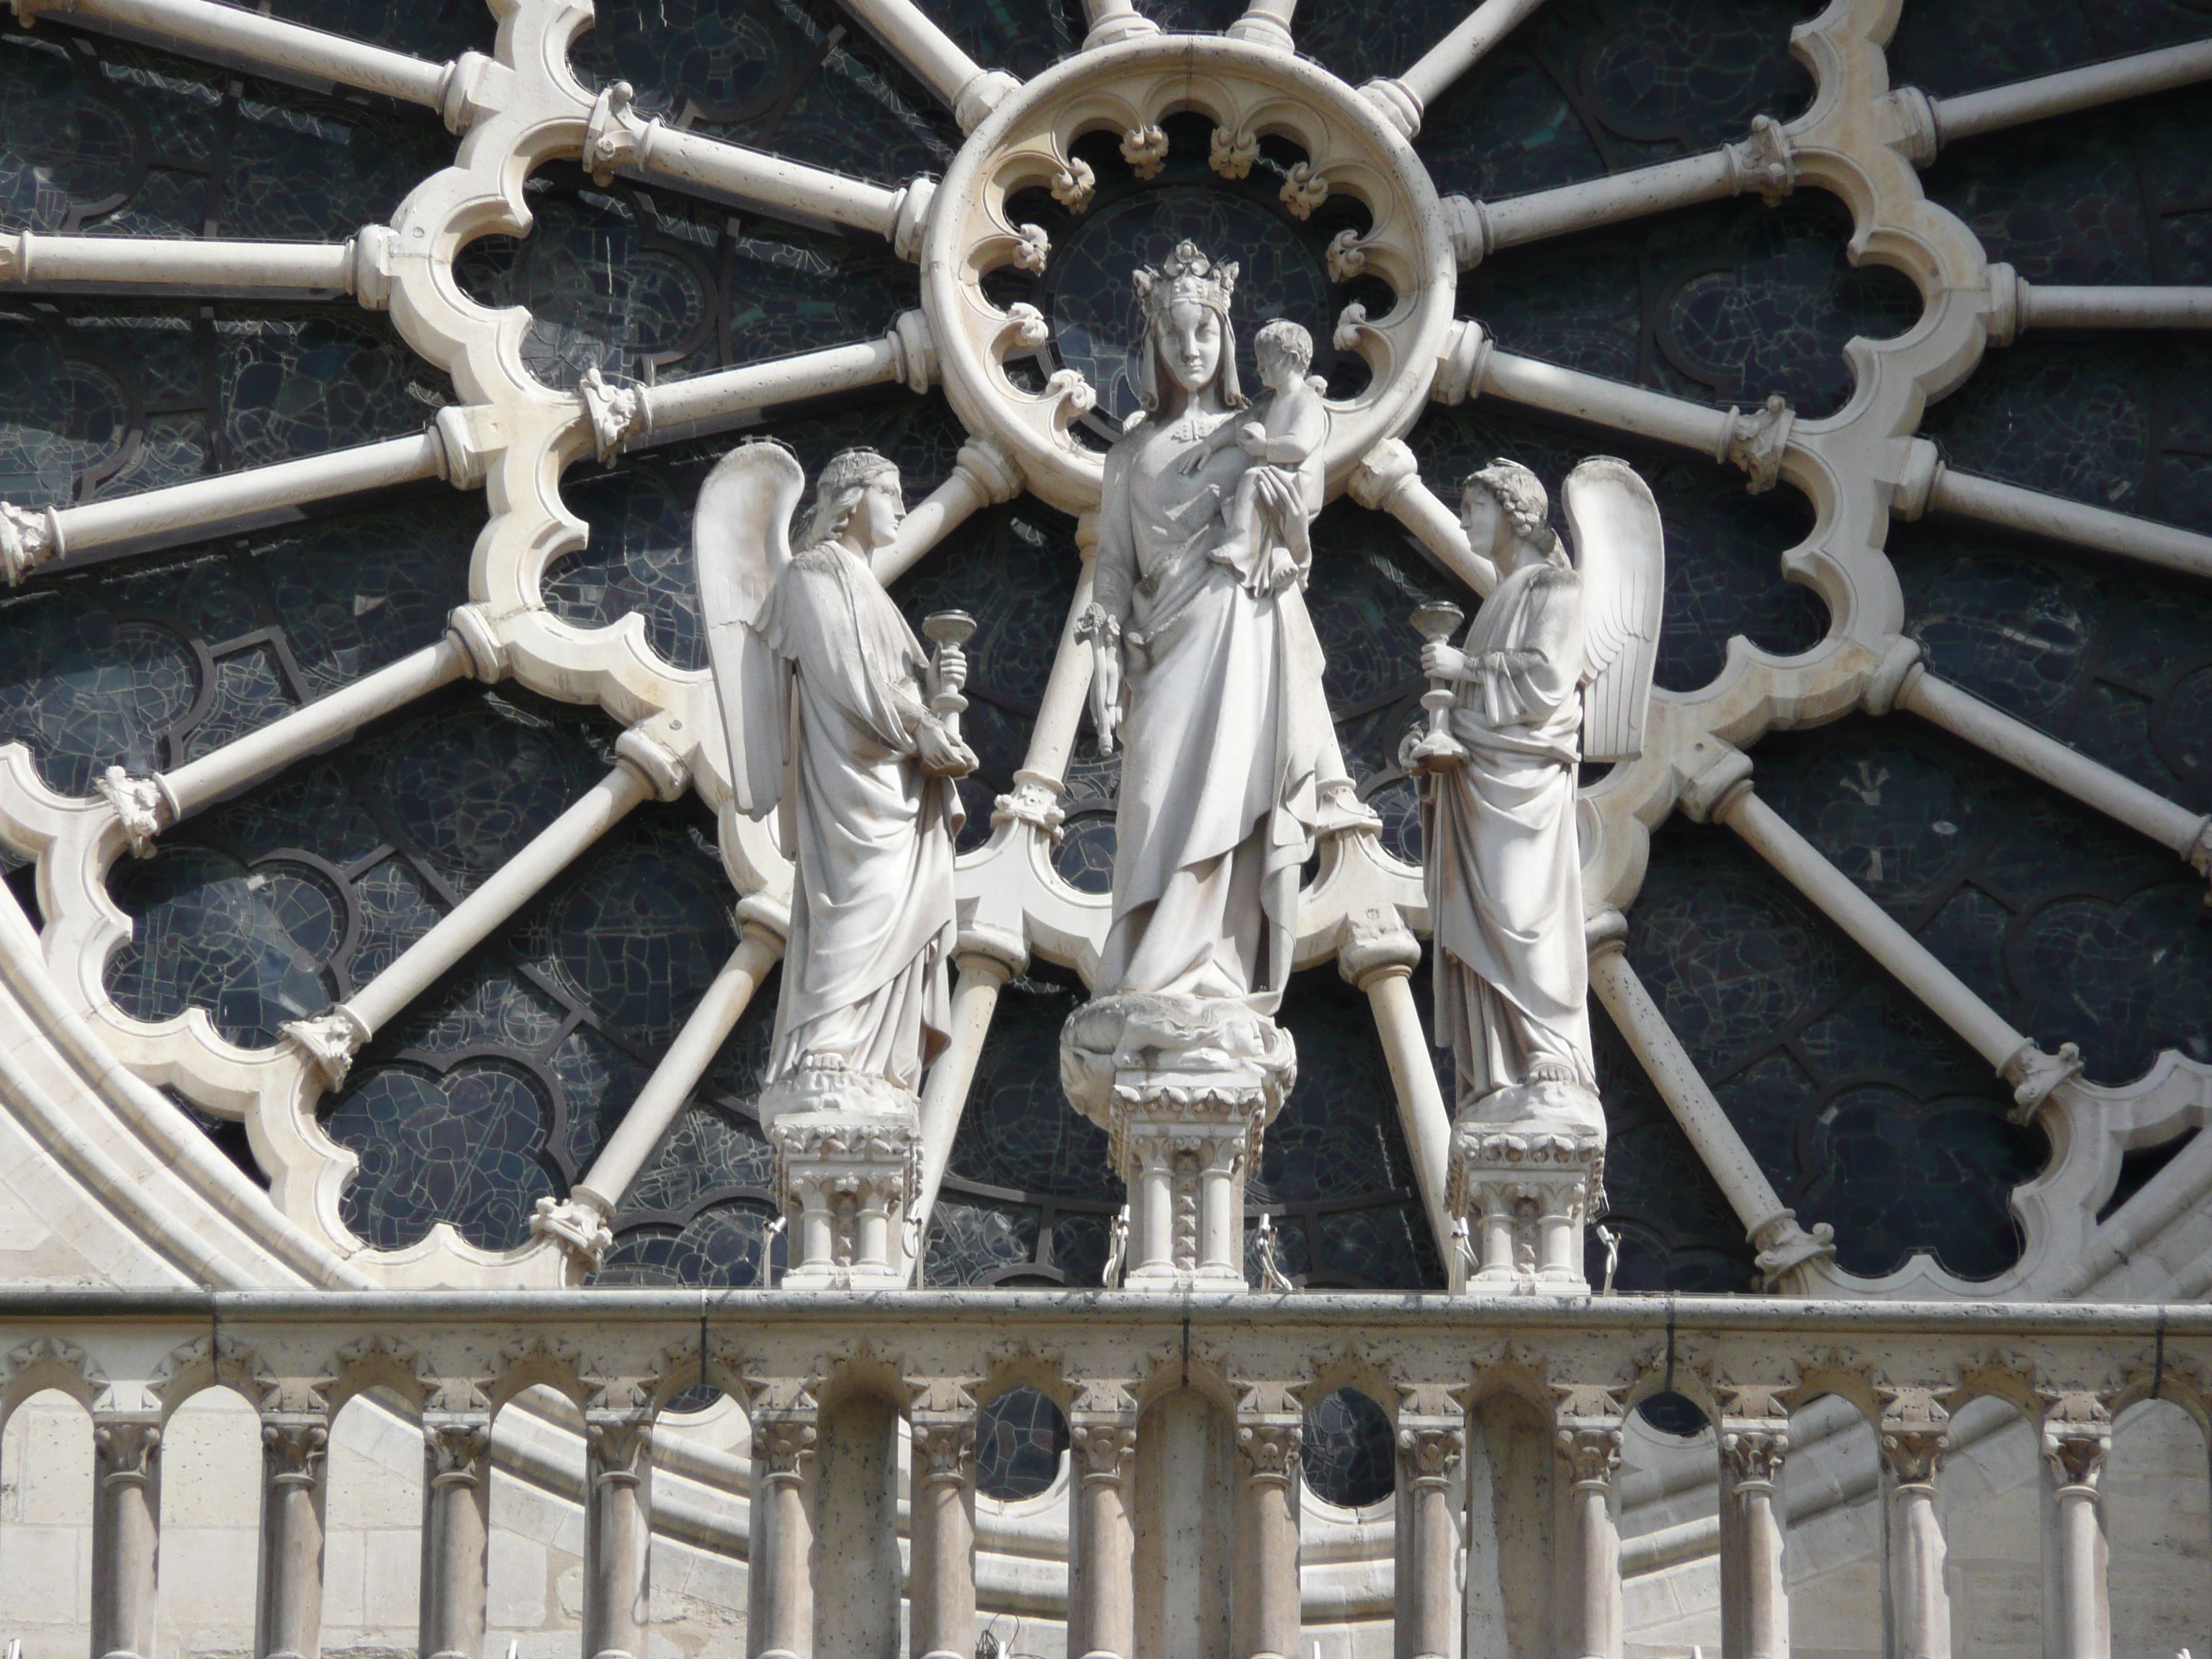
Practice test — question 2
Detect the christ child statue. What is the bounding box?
[1190,317,1328,596]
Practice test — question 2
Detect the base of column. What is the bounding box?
[1061,993,1294,1292]
[760,1066,921,1290]
[1447,1087,1605,1295]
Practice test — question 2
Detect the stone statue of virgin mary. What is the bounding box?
[1077,242,1330,1012]
[1061,242,1330,1288]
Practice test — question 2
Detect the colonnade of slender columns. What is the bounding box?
[70,1377,2134,1659]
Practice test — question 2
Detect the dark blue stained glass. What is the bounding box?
[1300,1388,1395,1511]
[106,845,340,1045]
[256,0,493,63]
[548,391,970,663]
[930,964,1122,1285]
[1892,523,2212,821]
[0,297,451,512]
[597,1201,781,1288]
[1463,193,1919,421]
[0,590,196,793]
[975,1386,1069,1503]
[1412,400,1826,694]
[326,1059,558,1251]
[568,0,956,188]
[1416,0,1817,206]
[895,502,1082,846]
[1885,0,2212,98]
[376,694,609,894]
[1251,967,1443,1290]
[1750,716,2212,1087]
[0,26,451,241]
[1626,818,2048,1280]
[908,0,1078,82]
[1919,341,2212,538]
[1587,998,1755,1294]
[451,190,928,404]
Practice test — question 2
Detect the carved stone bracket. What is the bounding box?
[2002,1038,2085,1123]
[1724,114,1797,203]
[1716,393,1795,494]
[580,365,649,463]
[281,1004,372,1091]
[95,766,176,859]
[0,498,60,585]
[1209,125,1259,179]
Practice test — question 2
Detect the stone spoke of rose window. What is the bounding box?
[831,0,1020,133]
[1864,641,2212,899]
[0,228,400,306]
[278,727,690,1093]
[17,0,491,127]
[1358,0,1552,140]
[1680,744,2087,1128]
[0,419,493,588]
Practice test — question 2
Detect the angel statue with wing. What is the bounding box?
[1416,456,1663,1135]
[694,441,976,1103]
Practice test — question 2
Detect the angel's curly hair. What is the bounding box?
[1465,459,1565,563]
[804,447,901,546]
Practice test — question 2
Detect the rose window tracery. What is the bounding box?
[0,0,2203,1307]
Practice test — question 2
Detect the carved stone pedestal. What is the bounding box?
[757,1067,921,1290]
[1447,1114,1604,1296]
[1061,993,1294,1291]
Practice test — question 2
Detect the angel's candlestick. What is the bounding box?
[1408,601,1467,770]
[922,610,976,743]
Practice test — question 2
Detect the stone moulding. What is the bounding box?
[0,0,2201,1297]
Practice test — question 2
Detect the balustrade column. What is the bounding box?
[908,1397,979,1659]
[419,1413,492,1659]
[1233,1389,1302,1659]
[1395,1397,1465,1659]
[91,1412,163,1659]
[585,1414,654,1659]
[256,1411,330,1659]
[752,1406,819,1659]
[1557,1418,1623,1659]
[1068,1394,1138,1659]
[1879,1402,1952,1659]
[1717,1415,1789,1659]
[2043,1415,2112,1659]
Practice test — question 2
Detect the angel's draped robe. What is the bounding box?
[1093,407,1328,1010]
[1426,557,1599,1112]
[749,542,960,1091]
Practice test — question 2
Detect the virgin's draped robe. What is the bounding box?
[1094,408,1328,1010]
[750,541,961,1089]
[1426,556,1598,1112]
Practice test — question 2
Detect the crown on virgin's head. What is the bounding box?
[1133,240,1239,321]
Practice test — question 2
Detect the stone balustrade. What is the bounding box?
[0,1288,2199,1659]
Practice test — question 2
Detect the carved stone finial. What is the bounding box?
[1325,228,1370,282]
[282,1006,371,1090]
[1120,125,1169,180]
[1050,157,1096,212]
[1717,393,1794,494]
[1208,126,1259,180]
[96,766,172,858]
[1012,222,1051,274]
[1279,161,1329,220]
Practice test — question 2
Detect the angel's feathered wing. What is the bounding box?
[694,440,802,817]
[1565,457,1665,764]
